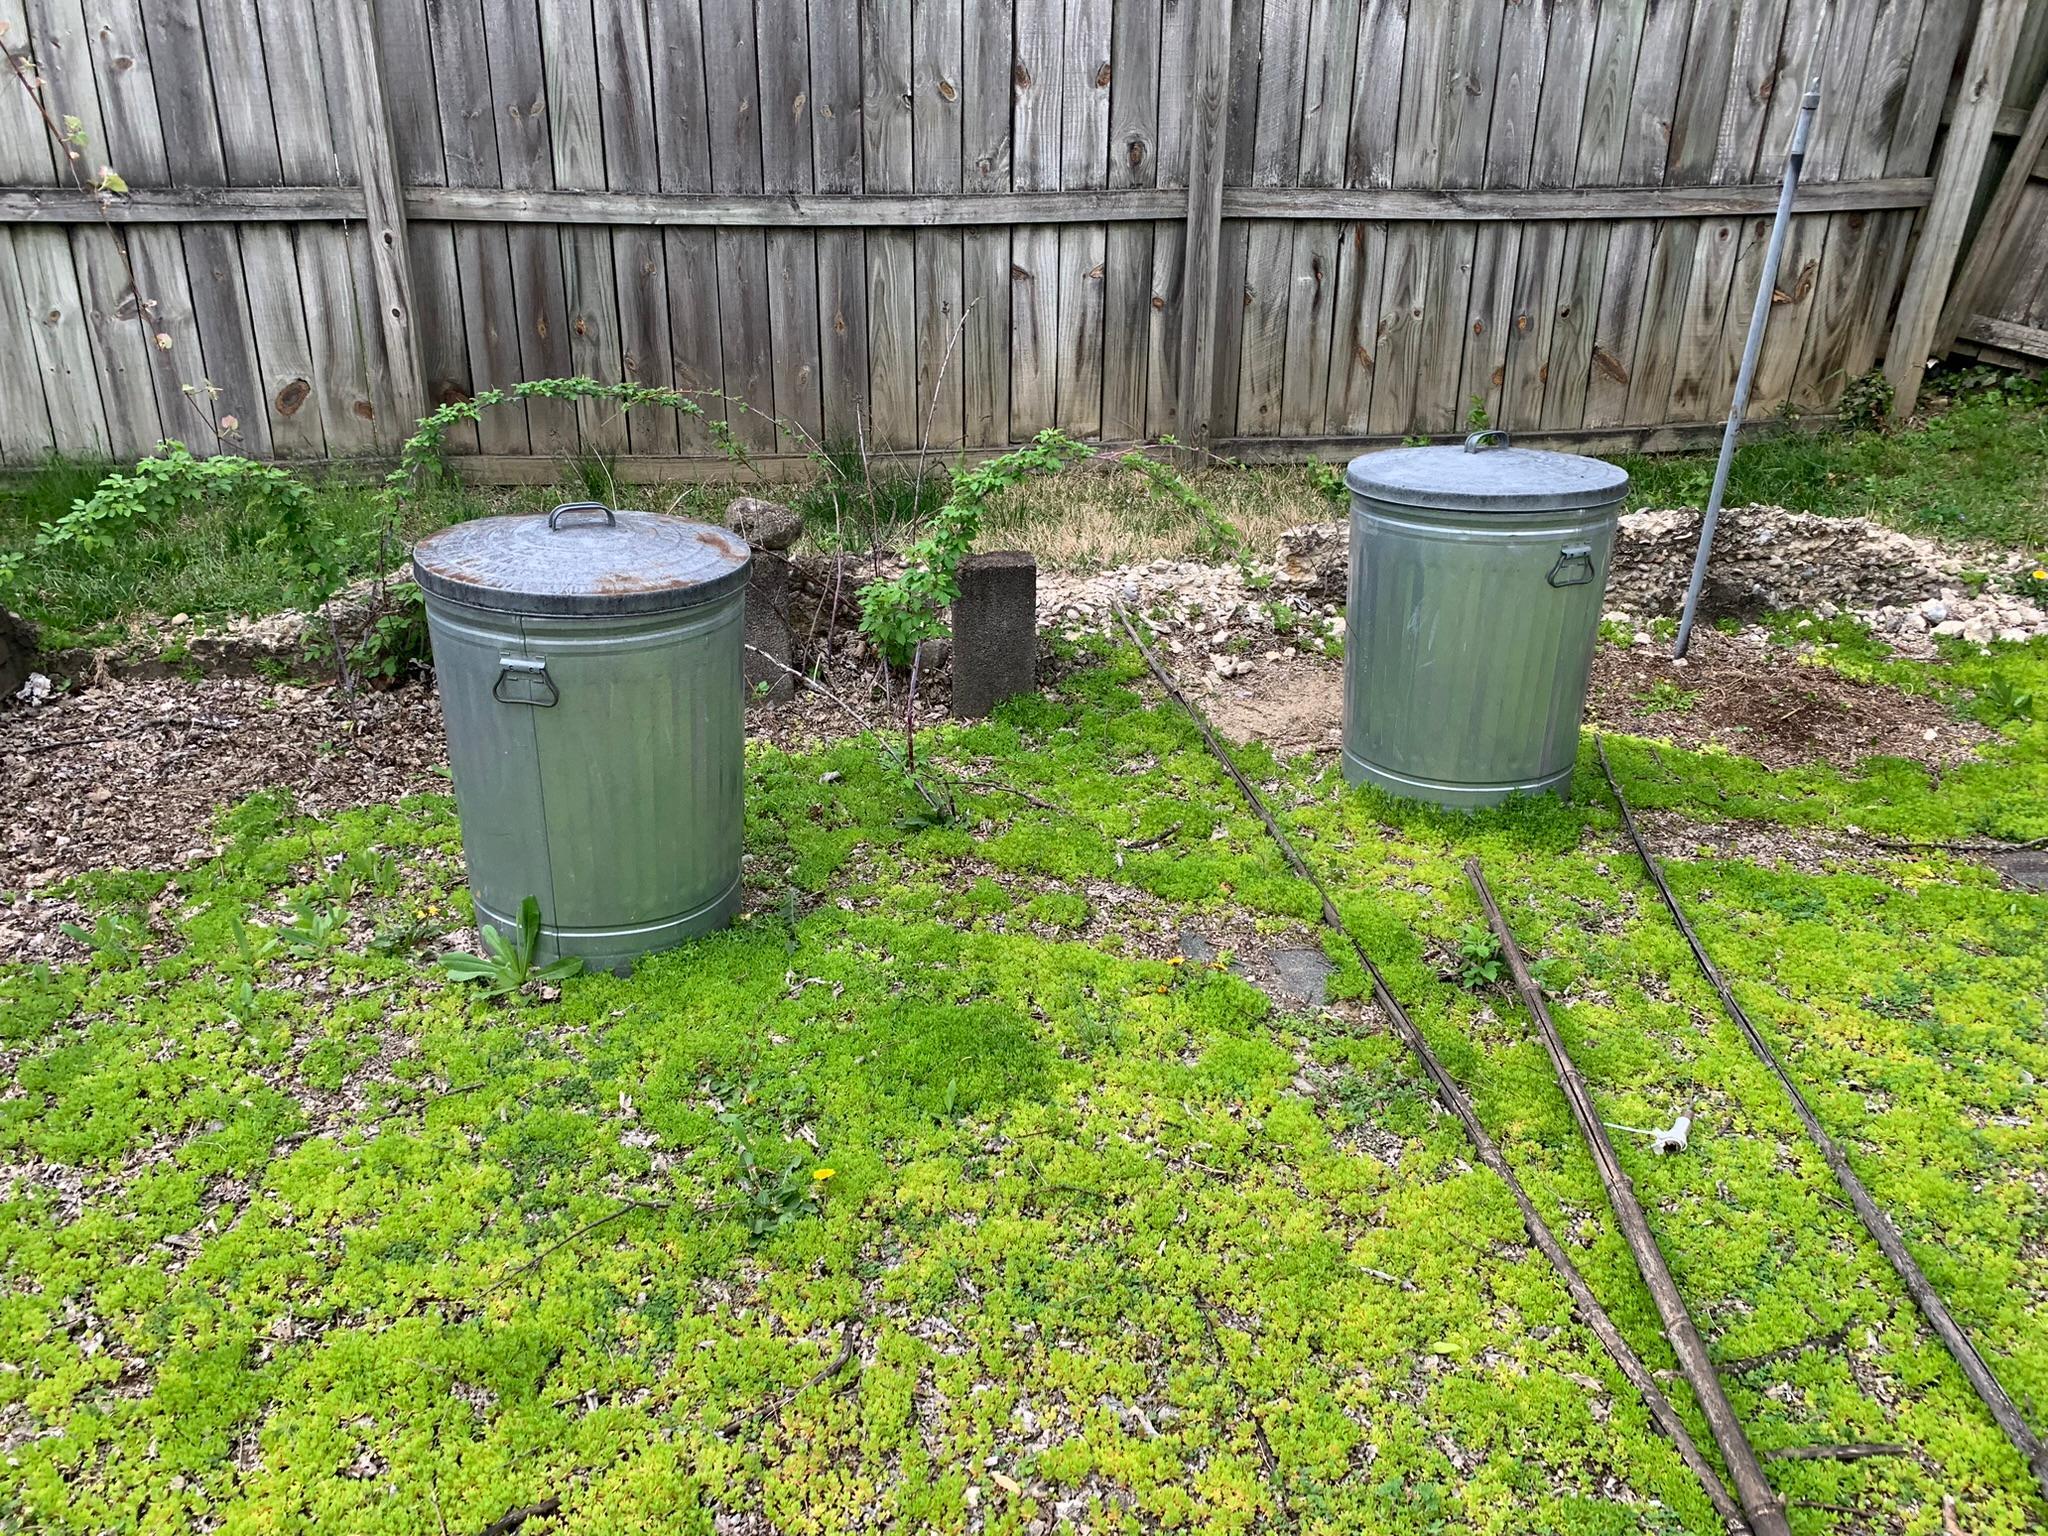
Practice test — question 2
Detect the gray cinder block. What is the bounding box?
[951,551,1037,719]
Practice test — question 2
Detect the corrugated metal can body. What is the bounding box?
[1343,436,1627,808]
[414,505,749,973]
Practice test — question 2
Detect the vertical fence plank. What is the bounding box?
[1412,1,1506,438]
[1142,0,1193,440]
[199,0,328,456]
[1849,1,1970,381]
[913,0,966,449]
[1280,0,1356,440]
[597,0,681,456]
[1235,0,1311,439]
[651,0,723,454]
[538,0,626,452]
[862,0,918,447]
[1886,0,2032,417]
[1205,0,1261,437]
[324,0,426,448]
[11,2,111,461]
[1010,0,1062,438]
[1540,0,1643,429]
[960,0,1012,445]
[1327,0,1405,434]
[1580,0,1693,428]
[136,0,269,454]
[810,0,869,449]
[1659,0,1793,426]
[759,0,824,452]
[1746,0,1838,413]
[1795,0,1924,413]
[483,0,576,452]
[1054,0,1112,438]
[23,0,146,457]
[1623,0,1740,424]
[1172,0,1232,451]
[1101,0,1160,440]
[422,0,527,455]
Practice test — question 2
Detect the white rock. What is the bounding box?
[1932,619,1967,637]
[1998,627,2031,644]
[1919,599,1948,622]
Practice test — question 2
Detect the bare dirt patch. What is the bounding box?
[1,678,447,893]
[1585,628,1989,770]
[1198,653,1346,753]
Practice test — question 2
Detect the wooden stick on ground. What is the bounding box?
[1597,737,2048,1508]
[1466,860,1790,1536]
[1110,605,1748,1531]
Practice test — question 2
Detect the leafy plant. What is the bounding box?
[228,911,279,969]
[1466,393,1491,432]
[1636,680,1699,715]
[718,1114,830,1241]
[1305,457,1347,506]
[1978,674,2035,724]
[275,899,347,958]
[857,430,1095,666]
[6,443,339,610]
[437,895,584,998]
[1837,369,1895,433]
[345,585,432,687]
[1122,449,1246,561]
[59,910,145,967]
[1452,922,1505,991]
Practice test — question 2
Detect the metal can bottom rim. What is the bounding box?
[1341,750,1575,809]
[474,872,742,977]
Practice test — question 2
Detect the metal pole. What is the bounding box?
[1672,75,1821,659]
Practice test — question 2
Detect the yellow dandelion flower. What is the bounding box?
[2034,568,2046,580]
[812,1167,836,1182]
[1167,956,1186,967]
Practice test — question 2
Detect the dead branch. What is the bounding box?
[717,1318,859,1437]
[1113,604,1749,1533]
[485,1198,675,1293]
[478,1497,560,1536]
[1598,736,2048,1507]
[1467,859,1790,1536]
[1763,1443,1914,1463]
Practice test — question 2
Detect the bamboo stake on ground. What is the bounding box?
[1596,737,2048,1509]
[1110,604,1748,1532]
[1465,860,1790,1536]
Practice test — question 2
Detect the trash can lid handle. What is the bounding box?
[1463,430,1511,453]
[547,501,618,530]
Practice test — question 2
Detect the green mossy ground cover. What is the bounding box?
[3,639,2046,1535]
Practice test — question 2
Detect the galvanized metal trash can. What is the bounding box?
[413,501,751,973]
[1342,432,1628,808]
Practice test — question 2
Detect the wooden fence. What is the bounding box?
[0,0,2033,477]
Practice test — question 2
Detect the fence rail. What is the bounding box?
[0,0,2028,474]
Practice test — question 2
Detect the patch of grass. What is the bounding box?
[5,636,2047,1533]
[1615,374,2048,546]
[0,457,492,639]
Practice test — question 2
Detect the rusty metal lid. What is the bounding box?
[412,503,752,617]
[1345,430,1629,514]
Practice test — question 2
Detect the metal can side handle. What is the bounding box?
[493,654,558,706]
[547,500,618,531]
[1463,429,1511,453]
[1545,544,1596,588]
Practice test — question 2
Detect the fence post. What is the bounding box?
[1174,0,1233,462]
[1884,0,2030,420]
[328,0,427,447]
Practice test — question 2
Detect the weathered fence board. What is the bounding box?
[0,0,2015,472]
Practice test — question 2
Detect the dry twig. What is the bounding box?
[1467,859,1789,1535]
[1599,737,2048,1508]
[1113,604,1748,1532]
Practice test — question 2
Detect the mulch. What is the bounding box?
[1585,627,1991,771]
[1,678,449,895]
